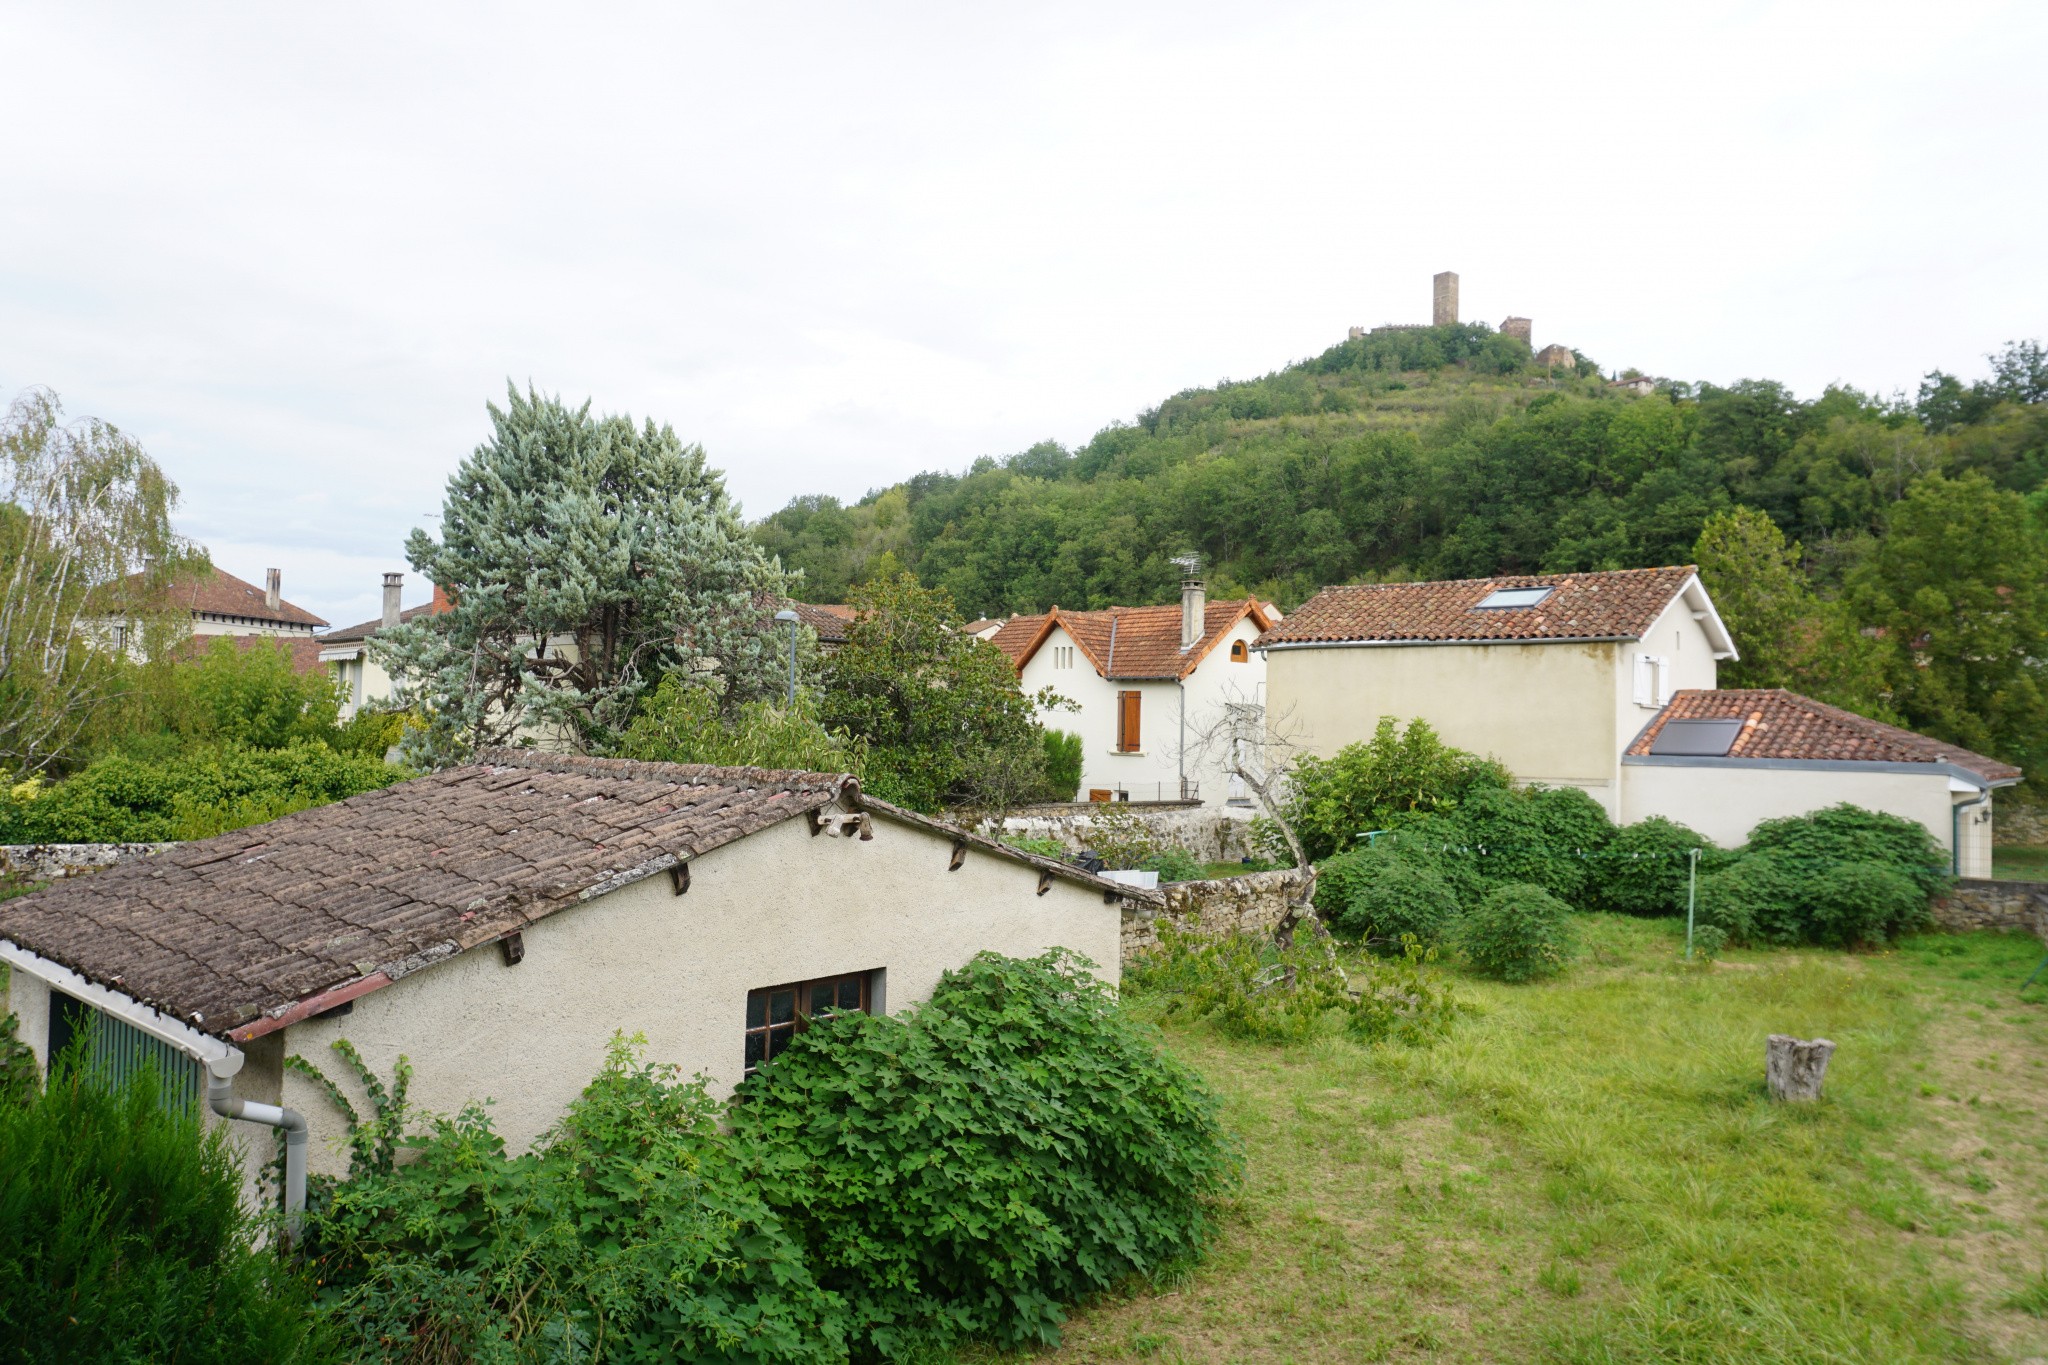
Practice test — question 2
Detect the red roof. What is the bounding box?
[790,601,855,644]
[1255,566,1703,648]
[990,599,1274,680]
[1628,689,2021,785]
[321,602,442,646]
[126,567,327,629]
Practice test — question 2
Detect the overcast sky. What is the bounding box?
[4,1,2042,628]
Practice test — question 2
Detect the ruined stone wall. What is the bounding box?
[1499,316,1532,344]
[1432,271,1459,326]
[0,843,175,883]
[985,804,1256,863]
[1997,802,2048,846]
[1536,343,1575,368]
[1931,878,2048,938]
[1120,869,1304,963]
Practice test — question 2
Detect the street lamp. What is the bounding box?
[773,609,799,708]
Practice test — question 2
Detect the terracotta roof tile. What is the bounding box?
[991,599,1273,680]
[790,601,855,644]
[1255,566,1698,646]
[321,601,445,645]
[1627,689,2022,785]
[0,751,1156,1041]
[126,567,327,629]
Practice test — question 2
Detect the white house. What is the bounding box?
[1623,688,2021,877]
[319,572,449,719]
[0,751,1153,1219]
[990,576,1276,807]
[1256,565,1736,819]
[100,565,328,673]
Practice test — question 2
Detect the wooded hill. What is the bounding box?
[752,325,2047,616]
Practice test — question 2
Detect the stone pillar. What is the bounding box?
[1433,271,1459,326]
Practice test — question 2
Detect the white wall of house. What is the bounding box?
[1017,616,1266,807]
[1610,592,1721,770]
[1620,761,1995,875]
[268,808,1123,1182]
[322,648,395,721]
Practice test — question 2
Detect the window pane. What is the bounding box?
[809,981,835,1015]
[744,1031,765,1069]
[766,1023,796,1058]
[838,977,862,1010]
[746,991,766,1029]
[769,989,796,1025]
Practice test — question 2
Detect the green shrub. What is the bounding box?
[0,741,405,844]
[1337,857,1461,948]
[1596,817,1712,917]
[1001,834,1069,860]
[619,675,866,775]
[0,1047,324,1363]
[1806,861,1929,947]
[1521,785,1616,902]
[1144,846,1206,883]
[731,950,1238,1356]
[307,1035,844,1365]
[1696,850,1807,944]
[1373,815,1493,905]
[1282,716,1510,860]
[1744,803,1950,901]
[1455,882,1578,982]
[1041,728,1083,801]
[0,1007,38,1108]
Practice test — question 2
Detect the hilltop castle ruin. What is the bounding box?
[1350,272,1573,370]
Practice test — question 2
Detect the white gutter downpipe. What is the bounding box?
[1952,787,1991,878]
[207,1063,308,1243]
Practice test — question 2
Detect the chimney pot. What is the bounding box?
[381,572,404,630]
[264,568,281,612]
[1181,572,1205,650]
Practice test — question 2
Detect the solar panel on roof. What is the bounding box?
[1649,718,1744,757]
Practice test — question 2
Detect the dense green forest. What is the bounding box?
[753,325,2048,785]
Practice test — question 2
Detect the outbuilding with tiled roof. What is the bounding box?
[0,750,1150,1220]
[1621,689,2020,875]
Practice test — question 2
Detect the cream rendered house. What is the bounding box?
[0,752,1153,1219]
[990,577,1276,807]
[1256,566,1735,819]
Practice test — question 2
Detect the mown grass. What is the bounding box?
[1035,917,2048,1363]
[1993,844,2048,882]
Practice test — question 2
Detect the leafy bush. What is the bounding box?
[1145,845,1206,883]
[1806,862,1930,947]
[1696,850,1806,945]
[0,741,406,844]
[1041,728,1083,801]
[0,1006,37,1107]
[1000,834,1068,860]
[1744,803,1950,902]
[1595,817,1712,917]
[1126,926,1458,1047]
[1520,785,1616,902]
[619,674,866,774]
[1696,806,1947,948]
[1370,815,1494,906]
[731,950,1237,1357]
[1283,717,1510,860]
[1338,856,1462,948]
[307,1035,845,1365]
[1455,882,1578,982]
[0,1047,324,1363]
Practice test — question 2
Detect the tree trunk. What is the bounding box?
[1765,1034,1835,1102]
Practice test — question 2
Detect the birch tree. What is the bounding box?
[376,385,794,765]
[0,389,198,777]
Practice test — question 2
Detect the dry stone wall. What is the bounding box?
[0,843,175,883]
[1997,803,2048,846]
[1120,869,1303,964]
[988,804,1257,864]
[1931,878,2048,938]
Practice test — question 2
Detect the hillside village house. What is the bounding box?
[1257,565,2018,871]
[0,752,1151,1219]
[991,575,1275,807]
[319,572,449,719]
[105,565,329,673]
[1625,689,2019,877]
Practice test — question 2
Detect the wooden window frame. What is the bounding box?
[1229,640,1248,662]
[1116,689,1142,752]
[743,970,874,1078]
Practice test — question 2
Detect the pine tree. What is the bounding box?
[377,384,794,764]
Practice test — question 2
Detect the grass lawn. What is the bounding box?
[1034,917,2048,1363]
[1994,845,2048,882]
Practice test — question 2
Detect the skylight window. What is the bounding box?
[1473,586,1554,610]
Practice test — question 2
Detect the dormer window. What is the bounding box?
[1474,586,1554,610]
[1229,641,1249,662]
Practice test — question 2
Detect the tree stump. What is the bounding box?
[1766,1034,1835,1102]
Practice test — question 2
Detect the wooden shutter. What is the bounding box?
[1117,690,1141,752]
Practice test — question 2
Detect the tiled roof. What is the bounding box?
[790,601,855,644]
[179,632,327,676]
[1255,566,1699,647]
[991,599,1274,680]
[1627,689,2022,785]
[321,602,441,646]
[0,751,1151,1042]
[125,567,328,629]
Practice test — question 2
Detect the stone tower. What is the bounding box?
[1432,271,1459,326]
[1499,316,1532,345]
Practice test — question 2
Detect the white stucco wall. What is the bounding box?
[1621,761,1991,873]
[267,808,1122,1182]
[1018,617,1265,808]
[1610,593,1721,766]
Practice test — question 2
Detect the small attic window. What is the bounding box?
[1649,718,1745,757]
[1229,641,1249,662]
[1474,586,1554,610]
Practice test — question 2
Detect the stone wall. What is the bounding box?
[986,803,1256,864]
[0,843,175,883]
[1931,878,2048,938]
[1997,802,2048,846]
[1120,869,1304,963]
[1499,316,1532,345]
[1432,271,1459,327]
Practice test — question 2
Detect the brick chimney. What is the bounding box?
[430,582,455,615]
[264,568,281,612]
[381,572,403,630]
[1180,565,1205,650]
